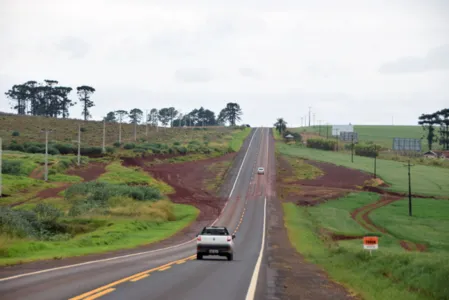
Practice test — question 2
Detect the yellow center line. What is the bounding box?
[69,256,193,300]
[130,274,150,282]
[175,260,186,264]
[83,288,115,300]
[158,266,171,271]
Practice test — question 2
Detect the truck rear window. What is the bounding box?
[201,228,229,235]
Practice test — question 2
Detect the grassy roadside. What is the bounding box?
[228,127,251,152]
[283,193,449,300]
[277,143,449,197]
[0,203,198,266]
[97,161,174,194]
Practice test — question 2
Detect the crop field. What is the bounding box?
[0,114,252,265]
[292,125,442,151]
[275,130,449,300]
[0,113,246,149]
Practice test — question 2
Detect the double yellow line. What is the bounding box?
[69,255,196,300]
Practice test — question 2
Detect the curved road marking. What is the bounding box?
[0,128,259,283]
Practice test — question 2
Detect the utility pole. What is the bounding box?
[0,137,2,197]
[351,133,354,163]
[318,120,322,136]
[373,153,377,179]
[145,109,149,137]
[102,120,106,153]
[308,107,311,127]
[77,125,81,166]
[118,115,122,144]
[313,113,316,127]
[404,160,415,216]
[41,129,52,181]
[335,128,339,151]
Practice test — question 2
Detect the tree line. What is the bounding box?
[5,80,95,121]
[4,80,244,126]
[418,108,449,151]
[103,102,243,127]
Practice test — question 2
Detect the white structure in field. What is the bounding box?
[331,125,354,136]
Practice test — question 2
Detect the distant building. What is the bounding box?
[423,151,447,159]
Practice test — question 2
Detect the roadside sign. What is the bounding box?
[363,236,378,254]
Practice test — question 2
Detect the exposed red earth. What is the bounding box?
[122,153,237,224]
[9,163,107,207]
[277,154,427,251]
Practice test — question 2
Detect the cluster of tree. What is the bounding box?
[5,80,96,120]
[103,102,243,127]
[306,138,336,151]
[418,108,449,150]
[273,118,301,142]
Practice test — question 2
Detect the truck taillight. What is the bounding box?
[227,236,231,242]
[197,236,201,241]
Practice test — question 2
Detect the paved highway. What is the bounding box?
[0,127,273,300]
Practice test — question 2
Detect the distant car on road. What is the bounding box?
[257,167,265,174]
[196,226,235,261]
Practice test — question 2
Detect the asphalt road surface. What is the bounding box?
[0,127,273,300]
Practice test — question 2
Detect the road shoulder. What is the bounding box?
[265,195,356,300]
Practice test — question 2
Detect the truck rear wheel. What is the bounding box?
[227,253,233,261]
[197,253,203,260]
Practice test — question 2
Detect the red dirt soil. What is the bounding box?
[277,156,363,206]
[122,153,237,224]
[296,160,372,189]
[10,163,107,207]
[278,154,427,252]
[38,163,107,199]
[350,195,427,252]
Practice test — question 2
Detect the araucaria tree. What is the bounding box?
[5,80,75,117]
[274,118,287,134]
[418,112,440,151]
[77,85,96,121]
[219,102,242,126]
[129,108,143,124]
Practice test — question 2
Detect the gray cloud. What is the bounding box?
[56,36,90,59]
[174,68,212,83]
[379,44,449,74]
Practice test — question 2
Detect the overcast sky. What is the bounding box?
[1,0,448,126]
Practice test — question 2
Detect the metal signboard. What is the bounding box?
[392,138,422,152]
[340,131,358,143]
[332,125,353,136]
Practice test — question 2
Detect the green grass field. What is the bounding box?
[283,192,449,300]
[97,161,174,194]
[370,198,449,252]
[0,203,198,266]
[277,143,449,197]
[292,125,442,151]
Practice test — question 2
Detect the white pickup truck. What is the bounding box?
[196,226,235,261]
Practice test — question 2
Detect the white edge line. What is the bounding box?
[245,196,267,300]
[0,127,259,283]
